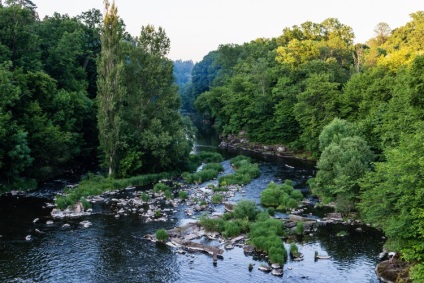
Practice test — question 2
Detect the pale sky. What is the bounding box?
[34,0,423,62]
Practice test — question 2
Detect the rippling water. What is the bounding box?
[0,136,384,283]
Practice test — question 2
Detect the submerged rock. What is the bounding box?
[258,265,272,272]
[25,235,31,241]
[271,269,283,276]
[80,220,92,228]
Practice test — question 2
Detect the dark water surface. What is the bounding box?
[0,132,384,282]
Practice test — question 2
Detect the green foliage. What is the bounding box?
[155,229,168,241]
[54,172,173,208]
[267,207,275,216]
[223,221,241,238]
[141,192,149,202]
[295,222,305,235]
[260,180,303,211]
[218,156,260,186]
[310,136,374,207]
[233,200,260,221]
[178,190,188,200]
[211,193,224,204]
[182,162,223,184]
[80,197,91,209]
[153,182,171,193]
[359,128,424,280]
[290,243,299,256]
[199,215,225,232]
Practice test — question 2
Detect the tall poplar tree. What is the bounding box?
[97,0,125,176]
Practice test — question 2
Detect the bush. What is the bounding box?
[199,215,225,232]
[267,207,275,216]
[80,197,91,209]
[261,180,303,211]
[155,229,168,241]
[141,192,149,202]
[164,190,173,200]
[296,222,304,235]
[55,172,173,209]
[211,193,224,204]
[223,221,241,238]
[203,163,224,172]
[234,200,259,221]
[218,156,260,186]
[290,243,300,257]
[178,190,188,200]
[153,182,171,193]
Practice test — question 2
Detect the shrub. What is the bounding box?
[267,207,275,216]
[296,221,304,235]
[164,190,173,200]
[153,183,171,193]
[54,172,174,209]
[178,191,188,200]
[156,229,168,241]
[141,192,149,202]
[203,163,224,172]
[211,193,224,204]
[222,212,234,221]
[80,197,91,209]
[290,243,300,257]
[234,200,259,221]
[261,180,303,211]
[55,196,68,210]
[218,156,260,186]
[199,215,225,232]
[223,221,241,238]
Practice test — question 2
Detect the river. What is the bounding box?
[0,128,384,283]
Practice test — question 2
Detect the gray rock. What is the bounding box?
[80,220,92,228]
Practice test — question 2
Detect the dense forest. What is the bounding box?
[190,13,424,281]
[1,0,424,280]
[0,0,192,189]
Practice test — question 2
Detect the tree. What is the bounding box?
[310,136,374,211]
[373,22,391,45]
[294,72,341,155]
[97,0,125,176]
[120,24,192,175]
[359,128,424,281]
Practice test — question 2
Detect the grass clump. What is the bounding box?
[55,172,173,209]
[218,156,260,186]
[153,182,171,193]
[295,221,305,235]
[211,193,224,204]
[260,180,303,211]
[199,215,225,232]
[178,190,188,200]
[234,200,260,221]
[290,243,301,258]
[155,228,169,241]
[187,152,224,171]
[183,162,224,184]
[249,217,288,264]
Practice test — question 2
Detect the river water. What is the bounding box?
[0,129,385,283]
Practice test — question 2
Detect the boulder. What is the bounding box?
[46,220,54,225]
[271,269,283,276]
[258,265,272,272]
[80,220,92,228]
[277,146,286,153]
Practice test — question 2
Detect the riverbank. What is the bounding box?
[219,132,314,161]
